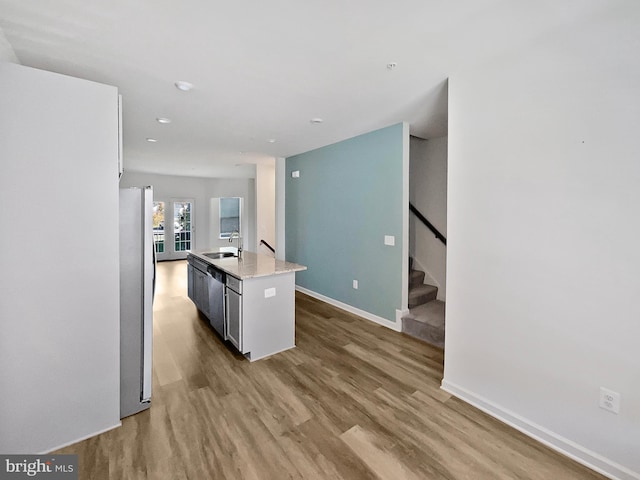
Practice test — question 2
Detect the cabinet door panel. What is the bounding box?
[193,269,209,317]
[225,288,242,352]
[187,264,194,301]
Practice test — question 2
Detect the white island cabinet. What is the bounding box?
[188,251,306,361]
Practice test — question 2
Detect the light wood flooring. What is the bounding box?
[57,260,605,479]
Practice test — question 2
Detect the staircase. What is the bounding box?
[402,258,445,348]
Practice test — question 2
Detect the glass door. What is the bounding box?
[153,201,166,255]
[153,198,194,260]
[173,200,193,253]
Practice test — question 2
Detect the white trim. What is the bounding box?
[396,308,410,325]
[40,422,121,454]
[248,344,296,362]
[401,122,410,311]
[296,286,402,332]
[441,380,640,480]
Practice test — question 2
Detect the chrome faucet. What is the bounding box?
[229,230,242,257]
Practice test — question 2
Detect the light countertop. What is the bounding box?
[189,250,306,280]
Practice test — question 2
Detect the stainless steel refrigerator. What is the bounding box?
[119,186,155,418]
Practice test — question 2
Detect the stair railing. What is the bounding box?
[259,239,276,255]
[409,203,446,246]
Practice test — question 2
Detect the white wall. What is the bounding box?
[120,171,256,257]
[0,28,19,63]
[256,161,276,256]
[275,157,287,260]
[0,63,120,453]
[409,135,447,300]
[443,3,640,479]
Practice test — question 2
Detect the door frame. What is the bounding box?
[154,197,195,260]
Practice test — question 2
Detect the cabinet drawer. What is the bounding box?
[187,254,208,273]
[226,274,242,293]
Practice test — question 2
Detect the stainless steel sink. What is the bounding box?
[203,252,236,259]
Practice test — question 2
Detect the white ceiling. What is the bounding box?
[0,0,608,178]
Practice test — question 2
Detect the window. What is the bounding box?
[219,197,241,239]
[173,201,192,251]
[153,201,165,253]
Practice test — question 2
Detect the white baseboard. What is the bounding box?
[396,308,410,324]
[441,380,639,480]
[296,286,402,332]
[41,421,121,454]
[247,344,296,362]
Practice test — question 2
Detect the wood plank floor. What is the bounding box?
[57,260,605,479]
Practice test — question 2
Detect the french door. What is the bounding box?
[153,198,194,260]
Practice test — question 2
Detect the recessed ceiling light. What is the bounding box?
[386,62,397,70]
[310,118,323,124]
[146,138,157,143]
[156,117,171,124]
[267,139,276,143]
[175,81,194,92]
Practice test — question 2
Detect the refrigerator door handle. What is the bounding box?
[152,225,157,300]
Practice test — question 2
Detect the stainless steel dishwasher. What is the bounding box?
[206,265,226,337]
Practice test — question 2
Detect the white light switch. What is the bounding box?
[291,170,300,178]
[384,235,395,246]
[264,287,276,298]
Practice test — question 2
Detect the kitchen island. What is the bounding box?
[187,250,306,361]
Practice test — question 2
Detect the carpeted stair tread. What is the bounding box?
[408,283,437,308]
[404,300,445,327]
[402,300,445,348]
[402,319,445,348]
[409,269,426,289]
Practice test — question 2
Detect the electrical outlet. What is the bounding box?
[599,387,620,414]
[352,280,358,289]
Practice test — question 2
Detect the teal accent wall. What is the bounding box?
[286,123,405,322]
